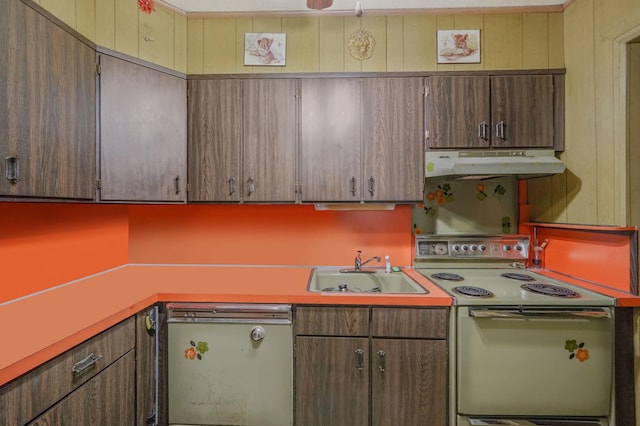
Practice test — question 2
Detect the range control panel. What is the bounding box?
[416,235,530,260]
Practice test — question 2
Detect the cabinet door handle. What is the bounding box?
[368,177,375,196]
[478,121,489,140]
[377,350,386,372]
[228,177,237,195]
[4,156,20,184]
[71,353,103,377]
[496,121,506,140]
[350,177,357,196]
[246,177,255,196]
[355,348,364,372]
[174,176,181,194]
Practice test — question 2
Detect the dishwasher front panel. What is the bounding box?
[168,321,292,425]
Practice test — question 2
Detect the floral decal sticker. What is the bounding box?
[565,339,589,362]
[184,340,209,360]
[137,0,156,14]
[475,183,507,201]
[422,184,455,217]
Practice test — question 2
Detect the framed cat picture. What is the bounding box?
[437,29,480,64]
[244,33,286,66]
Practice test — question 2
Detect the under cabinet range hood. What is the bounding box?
[425,149,566,180]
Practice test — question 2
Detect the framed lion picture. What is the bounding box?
[437,29,480,64]
[244,33,286,66]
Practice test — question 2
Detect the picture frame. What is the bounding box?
[244,33,286,66]
[437,29,480,64]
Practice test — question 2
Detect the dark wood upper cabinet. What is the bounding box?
[188,79,243,202]
[300,78,363,202]
[0,0,96,200]
[363,77,424,202]
[243,79,298,202]
[188,78,297,202]
[426,74,556,149]
[98,53,187,202]
[301,77,424,203]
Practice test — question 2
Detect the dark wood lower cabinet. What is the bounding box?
[295,336,370,426]
[28,351,135,425]
[294,306,448,426]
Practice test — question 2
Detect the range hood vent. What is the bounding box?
[425,149,565,180]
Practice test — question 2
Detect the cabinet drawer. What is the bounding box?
[295,306,369,336]
[27,350,135,426]
[0,317,135,426]
[371,308,448,339]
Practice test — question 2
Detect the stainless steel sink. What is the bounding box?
[307,268,428,294]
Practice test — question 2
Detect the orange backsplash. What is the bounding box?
[128,204,413,267]
[525,224,637,294]
[0,203,129,304]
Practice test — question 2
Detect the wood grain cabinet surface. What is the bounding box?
[294,306,448,426]
[426,74,558,150]
[0,317,135,426]
[0,0,96,200]
[188,78,298,202]
[300,77,424,203]
[98,53,187,202]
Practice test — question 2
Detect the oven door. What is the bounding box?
[457,306,613,417]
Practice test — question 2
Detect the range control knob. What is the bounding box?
[461,245,469,252]
[250,326,265,342]
[452,245,461,252]
[504,244,512,252]
[479,244,487,252]
[470,244,478,252]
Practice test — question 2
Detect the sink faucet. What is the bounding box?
[355,250,381,271]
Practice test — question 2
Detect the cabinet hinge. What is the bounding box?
[424,86,429,96]
[95,178,101,189]
[425,129,430,139]
[96,63,101,75]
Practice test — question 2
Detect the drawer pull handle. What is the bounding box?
[4,156,19,184]
[350,177,357,196]
[355,348,364,372]
[72,353,103,377]
[377,350,386,372]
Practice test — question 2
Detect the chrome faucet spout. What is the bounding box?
[354,250,381,271]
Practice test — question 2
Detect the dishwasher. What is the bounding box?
[167,303,292,426]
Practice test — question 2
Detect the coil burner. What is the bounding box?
[431,272,464,281]
[501,272,536,281]
[521,283,580,298]
[453,286,494,298]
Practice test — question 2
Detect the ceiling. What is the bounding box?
[160,0,568,15]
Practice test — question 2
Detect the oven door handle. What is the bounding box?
[469,307,612,319]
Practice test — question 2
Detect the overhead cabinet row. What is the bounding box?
[0,1,564,203]
[187,77,424,203]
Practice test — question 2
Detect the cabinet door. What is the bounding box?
[28,351,135,426]
[363,77,424,202]
[295,337,369,426]
[0,0,96,200]
[300,78,362,202]
[188,79,242,202]
[243,79,297,202]
[371,339,448,426]
[136,309,156,426]
[491,75,554,148]
[99,54,187,202]
[426,75,491,149]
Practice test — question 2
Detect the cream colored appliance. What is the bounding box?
[425,149,566,180]
[167,303,292,426]
[415,235,614,426]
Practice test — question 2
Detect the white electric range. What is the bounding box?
[415,235,615,426]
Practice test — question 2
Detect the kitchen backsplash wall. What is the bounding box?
[128,204,413,267]
[412,176,518,235]
[0,203,129,304]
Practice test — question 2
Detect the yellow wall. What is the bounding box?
[34,0,563,75]
[528,0,640,226]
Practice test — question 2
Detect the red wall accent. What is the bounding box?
[0,203,129,303]
[128,204,413,267]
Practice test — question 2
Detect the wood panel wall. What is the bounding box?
[32,0,564,75]
[528,0,640,227]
